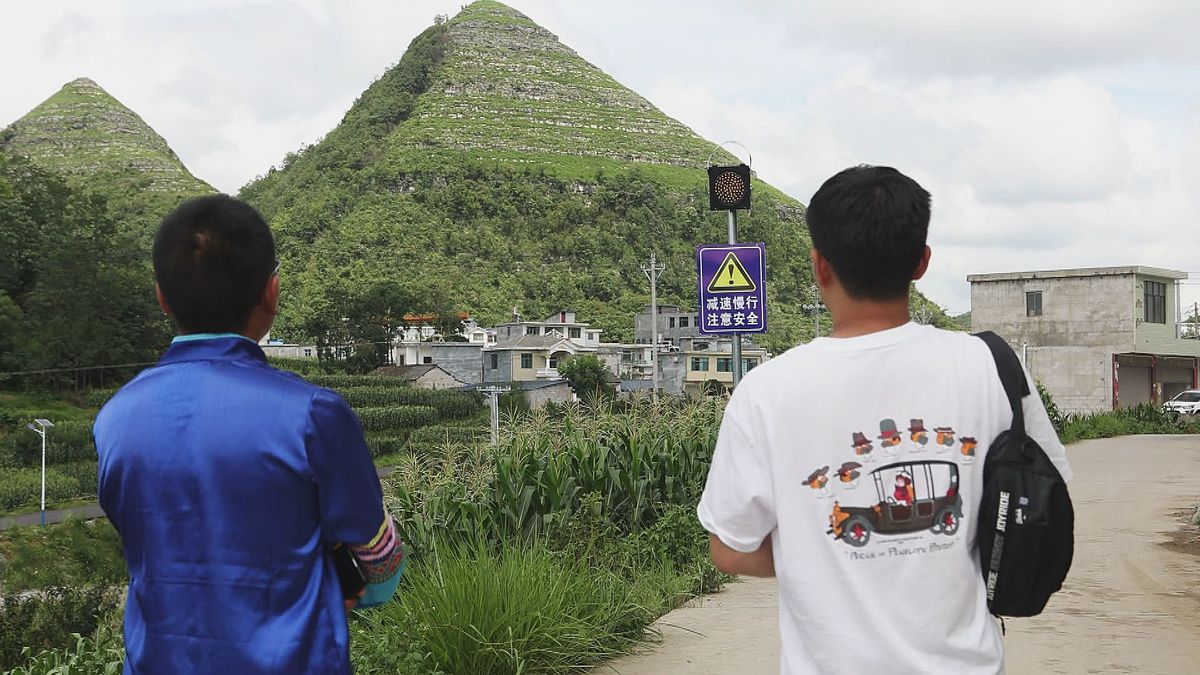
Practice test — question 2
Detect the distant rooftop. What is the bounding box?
[968,266,1188,283]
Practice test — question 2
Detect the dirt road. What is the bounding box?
[603,435,1200,674]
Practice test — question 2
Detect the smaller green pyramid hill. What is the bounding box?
[2,77,213,197]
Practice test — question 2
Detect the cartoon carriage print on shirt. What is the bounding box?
[827,460,962,547]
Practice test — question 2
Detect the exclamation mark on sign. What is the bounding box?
[728,265,734,286]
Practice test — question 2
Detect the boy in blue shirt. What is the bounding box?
[95,195,404,674]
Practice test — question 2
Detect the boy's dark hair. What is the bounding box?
[152,195,276,333]
[806,165,931,300]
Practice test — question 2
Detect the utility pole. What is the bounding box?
[478,385,510,447]
[802,285,825,340]
[642,253,666,398]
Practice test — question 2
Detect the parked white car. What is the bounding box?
[1163,389,1200,414]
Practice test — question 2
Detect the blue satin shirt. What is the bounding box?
[95,335,384,674]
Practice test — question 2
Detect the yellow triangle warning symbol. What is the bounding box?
[707,252,757,293]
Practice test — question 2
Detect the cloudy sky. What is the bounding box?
[5,0,1200,314]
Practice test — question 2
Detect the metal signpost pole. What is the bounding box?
[727,210,743,388]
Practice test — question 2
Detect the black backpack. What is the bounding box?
[975,331,1074,617]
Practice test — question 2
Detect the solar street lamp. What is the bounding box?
[26,418,54,527]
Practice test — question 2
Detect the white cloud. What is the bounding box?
[4,0,1200,314]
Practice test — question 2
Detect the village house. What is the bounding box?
[369,364,467,390]
[969,266,1200,413]
[658,336,767,396]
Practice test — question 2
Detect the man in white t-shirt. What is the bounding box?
[697,165,1071,674]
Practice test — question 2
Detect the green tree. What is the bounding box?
[557,354,615,403]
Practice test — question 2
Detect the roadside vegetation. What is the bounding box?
[1037,383,1200,444]
[2,399,725,674]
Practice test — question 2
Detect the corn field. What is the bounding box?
[385,399,724,556]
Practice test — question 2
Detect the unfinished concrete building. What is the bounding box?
[969,266,1199,413]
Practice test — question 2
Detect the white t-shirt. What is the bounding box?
[698,322,1071,675]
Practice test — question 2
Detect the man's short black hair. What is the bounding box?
[806,165,931,300]
[152,195,276,333]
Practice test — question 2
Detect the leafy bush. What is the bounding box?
[1058,403,1198,444]
[0,587,122,672]
[356,406,440,433]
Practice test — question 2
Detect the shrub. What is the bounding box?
[356,406,440,432]
[0,586,122,672]
[0,519,126,594]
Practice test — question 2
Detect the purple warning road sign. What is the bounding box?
[696,243,767,334]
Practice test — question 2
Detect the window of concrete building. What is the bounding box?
[304,348,312,358]
[1026,291,1042,317]
[669,317,676,328]
[521,353,533,369]
[1145,281,1166,324]
[743,358,757,372]
[526,326,539,335]
[679,315,690,328]
[490,353,498,370]
[398,355,405,365]
[691,356,709,371]
[717,357,733,372]
[423,356,432,364]
[569,327,581,339]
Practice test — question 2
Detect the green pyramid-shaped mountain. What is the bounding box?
[2,78,214,237]
[243,1,943,354]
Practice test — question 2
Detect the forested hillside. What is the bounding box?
[240,1,821,356]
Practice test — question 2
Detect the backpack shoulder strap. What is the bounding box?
[974,331,1029,438]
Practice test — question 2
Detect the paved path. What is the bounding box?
[604,435,1200,674]
[0,465,398,530]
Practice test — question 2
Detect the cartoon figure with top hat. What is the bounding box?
[959,437,977,463]
[836,462,862,489]
[908,419,929,451]
[851,432,875,461]
[878,419,902,455]
[935,426,956,451]
[806,466,831,497]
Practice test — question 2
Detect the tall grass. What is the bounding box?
[354,543,654,675]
